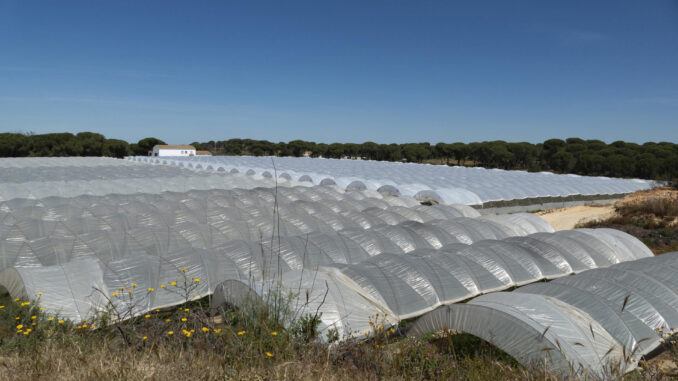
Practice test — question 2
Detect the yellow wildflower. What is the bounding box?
[127,290,132,294]
[147,288,154,292]
[168,331,174,335]
[32,322,36,326]
[160,284,166,288]
[142,336,148,340]
[171,281,177,286]
[131,283,137,287]
[266,352,274,358]
[184,308,190,312]
[181,268,187,272]
[15,317,19,320]
[58,320,64,324]
[145,314,151,319]
[14,298,19,301]
[112,292,119,296]
[270,331,277,336]
[48,317,54,321]
[237,331,246,335]
[0,306,4,309]
[23,331,29,335]
[165,318,171,323]
[38,292,42,296]
[194,279,200,283]
[213,329,221,333]
[202,327,210,332]
[40,307,44,311]
[181,317,187,322]
[16,324,23,329]
[31,316,36,320]
[118,286,125,290]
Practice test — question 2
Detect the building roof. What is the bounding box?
[155,145,195,150]
[196,150,212,155]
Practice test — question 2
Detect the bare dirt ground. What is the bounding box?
[536,186,678,253]
[536,205,615,231]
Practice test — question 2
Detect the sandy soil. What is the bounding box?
[536,187,677,231]
[536,205,615,231]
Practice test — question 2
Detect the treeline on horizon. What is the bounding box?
[1,132,677,181]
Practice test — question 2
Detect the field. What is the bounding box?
[0,290,677,380]
[0,157,677,379]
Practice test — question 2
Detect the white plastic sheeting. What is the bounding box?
[409,252,678,376]
[128,155,655,205]
[0,158,311,201]
[0,180,554,320]
[0,157,132,168]
[220,229,652,340]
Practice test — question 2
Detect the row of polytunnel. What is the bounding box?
[0,158,309,201]
[126,155,654,205]
[0,157,669,376]
[409,252,678,376]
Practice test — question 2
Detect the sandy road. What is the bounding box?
[536,205,615,231]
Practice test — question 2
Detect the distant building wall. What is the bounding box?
[151,145,196,157]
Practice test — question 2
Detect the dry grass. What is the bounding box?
[1,292,677,381]
[578,187,678,254]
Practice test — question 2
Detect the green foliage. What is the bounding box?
[102,139,131,158]
[0,132,134,159]
[2,132,678,181]
[194,137,677,181]
[133,137,166,155]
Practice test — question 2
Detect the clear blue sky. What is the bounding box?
[1,1,677,144]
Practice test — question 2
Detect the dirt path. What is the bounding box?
[536,205,615,231]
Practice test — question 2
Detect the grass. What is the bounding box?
[578,193,678,254]
[1,289,677,380]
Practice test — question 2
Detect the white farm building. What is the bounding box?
[151,145,196,157]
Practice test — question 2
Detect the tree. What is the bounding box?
[361,142,379,160]
[549,150,575,173]
[541,139,566,168]
[133,137,166,156]
[76,132,106,156]
[401,143,431,163]
[449,143,468,166]
[508,142,536,169]
[635,153,659,179]
[288,140,310,157]
[102,139,131,158]
[326,143,344,159]
[0,133,30,157]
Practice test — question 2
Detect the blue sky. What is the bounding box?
[1,1,677,144]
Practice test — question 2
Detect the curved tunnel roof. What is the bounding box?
[127,155,655,205]
[408,252,678,376]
